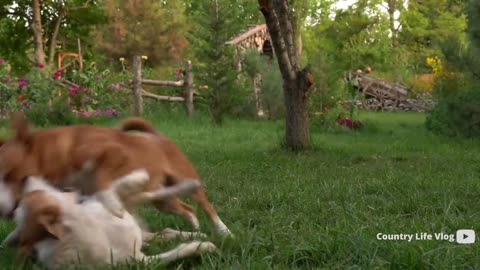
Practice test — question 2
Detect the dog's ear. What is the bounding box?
[10,112,31,143]
[38,205,64,240]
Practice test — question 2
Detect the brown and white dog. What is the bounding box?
[10,169,217,269]
[0,113,231,237]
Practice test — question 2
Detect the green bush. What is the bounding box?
[426,87,480,137]
[0,58,132,126]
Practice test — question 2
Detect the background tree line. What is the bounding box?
[0,0,479,145]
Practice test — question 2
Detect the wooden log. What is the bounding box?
[132,56,143,116]
[142,79,184,87]
[184,60,194,116]
[77,38,83,70]
[142,90,185,102]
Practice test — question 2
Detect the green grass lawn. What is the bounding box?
[0,111,479,269]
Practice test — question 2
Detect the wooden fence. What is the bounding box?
[132,55,194,116]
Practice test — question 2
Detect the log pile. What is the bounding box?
[345,94,437,112]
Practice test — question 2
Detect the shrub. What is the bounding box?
[426,87,480,137]
[0,58,132,126]
[242,49,284,120]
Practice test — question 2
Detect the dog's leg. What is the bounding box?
[92,145,135,218]
[189,187,233,237]
[157,228,207,240]
[142,241,217,264]
[95,189,124,218]
[152,198,200,231]
[111,169,150,196]
[127,181,201,206]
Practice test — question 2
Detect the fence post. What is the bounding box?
[132,55,143,116]
[184,60,194,116]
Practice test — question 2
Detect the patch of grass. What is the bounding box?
[0,111,479,269]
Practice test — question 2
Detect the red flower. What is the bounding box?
[17,95,26,101]
[52,69,62,80]
[37,63,45,68]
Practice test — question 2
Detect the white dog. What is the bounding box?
[9,169,217,269]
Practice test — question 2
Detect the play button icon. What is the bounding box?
[456,229,475,244]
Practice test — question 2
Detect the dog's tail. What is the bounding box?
[127,180,201,205]
[118,117,159,135]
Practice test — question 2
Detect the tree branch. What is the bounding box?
[258,0,296,81]
[273,0,298,69]
[48,9,65,66]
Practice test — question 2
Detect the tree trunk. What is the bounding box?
[259,0,313,150]
[32,0,45,66]
[388,0,398,49]
[48,9,65,66]
[253,73,264,117]
[284,81,309,147]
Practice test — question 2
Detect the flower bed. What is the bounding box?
[0,57,132,124]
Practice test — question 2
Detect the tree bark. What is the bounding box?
[259,0,313,150]
[184,60,194,116]
[387,0,398,49]
[132,56,143,116]
[253,73,264,117]
[48,9,65,66]
[32,0,45,66]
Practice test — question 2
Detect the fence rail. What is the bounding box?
[132,55,194,116]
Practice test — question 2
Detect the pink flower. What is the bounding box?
[111,83,120,90]
[22,101,27,107]
[69,86,82,96]
[18,77,27,88]
[82,111,90,118]
[103,108,118,117]
[94,109,101,116]
[4,76,10,82]
[52,70,62,80]
[37,63,45,68]
[0,59,5,65]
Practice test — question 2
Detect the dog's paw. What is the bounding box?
[191,241,218,255]
[126,169,149,183]
[115,169,150,192]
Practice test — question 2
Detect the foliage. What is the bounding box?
[188,0,247,125]
[0,0,105,72]
[0,57,131,126]
[242,49,284,120]
[67,63,131,116]
[426,86,480,137]
[94,0,188,67]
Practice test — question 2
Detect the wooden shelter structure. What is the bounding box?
[225,24,273,117]
[225,24,273,61]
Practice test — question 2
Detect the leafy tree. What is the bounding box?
[0,0,105,72]
[258,0,315,149]
[188,0,244,125]
[94,0,188,66]
[399,0,467,72]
